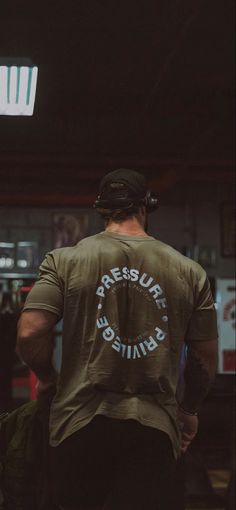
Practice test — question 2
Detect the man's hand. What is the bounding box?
[177,407,199,454]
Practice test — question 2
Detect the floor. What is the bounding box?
[185,466,232,509]
[0,470,233,509]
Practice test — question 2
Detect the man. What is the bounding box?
[17,169,218,510]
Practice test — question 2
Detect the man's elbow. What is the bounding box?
[16,316,37,355]
[16,328,32,358]
[205,339,218,375]
[189,338,218,379]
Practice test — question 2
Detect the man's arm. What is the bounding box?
[180,338,218,413]
[177,338,218,453]
[17,309,58,384]
[176,268,218,452]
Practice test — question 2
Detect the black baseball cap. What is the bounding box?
[99,169,147,198]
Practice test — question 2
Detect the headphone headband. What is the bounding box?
[94,190,158,213]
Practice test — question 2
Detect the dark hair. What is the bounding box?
[97,204,140,223]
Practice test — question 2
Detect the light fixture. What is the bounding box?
[0,58,38,116]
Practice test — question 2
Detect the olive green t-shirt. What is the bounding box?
[24,231,218,457]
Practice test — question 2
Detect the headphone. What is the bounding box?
[94,189,159,213]
[141,190,159,213]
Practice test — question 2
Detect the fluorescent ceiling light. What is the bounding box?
[0,63,38,116]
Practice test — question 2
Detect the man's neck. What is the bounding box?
[105,217,149,237]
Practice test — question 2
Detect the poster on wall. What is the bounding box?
[216,278,236,374]
[53,213,89,248]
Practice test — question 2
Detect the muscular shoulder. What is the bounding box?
[44,234,101,269]
[153,239,205,283]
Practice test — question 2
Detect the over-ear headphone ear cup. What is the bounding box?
[145,191,159,213]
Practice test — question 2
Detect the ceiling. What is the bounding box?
[0,0,235,205]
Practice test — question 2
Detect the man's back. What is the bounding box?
[17,168,218,510]
[24,230,216,458]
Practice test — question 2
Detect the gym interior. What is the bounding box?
[0,2,235,509]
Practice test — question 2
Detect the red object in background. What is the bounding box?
[223,350,236,372]
[12,370,37,400]
[20,286,34,293]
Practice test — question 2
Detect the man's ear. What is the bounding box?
[139,205,147,223]
[136,206,147,230]
[139,205,146,216]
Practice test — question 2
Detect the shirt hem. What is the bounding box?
[49,410,180,459]
[23,303,61,316]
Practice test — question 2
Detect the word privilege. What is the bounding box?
[97,315,166,359]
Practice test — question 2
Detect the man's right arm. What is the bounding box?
[180,338,218,414]
[177,338,218,453]
[177,267,218,452]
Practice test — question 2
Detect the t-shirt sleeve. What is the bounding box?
[185,267,218,342]
[23,252,63,318]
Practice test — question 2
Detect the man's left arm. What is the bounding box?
[17,251,64,393]
[17,309,59,391]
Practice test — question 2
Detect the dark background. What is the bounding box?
[0,5,235,507]
[0,0,235,204]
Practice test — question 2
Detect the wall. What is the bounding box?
[149,179,235,280]
[0,207,103,273]
[0,180,235,279]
